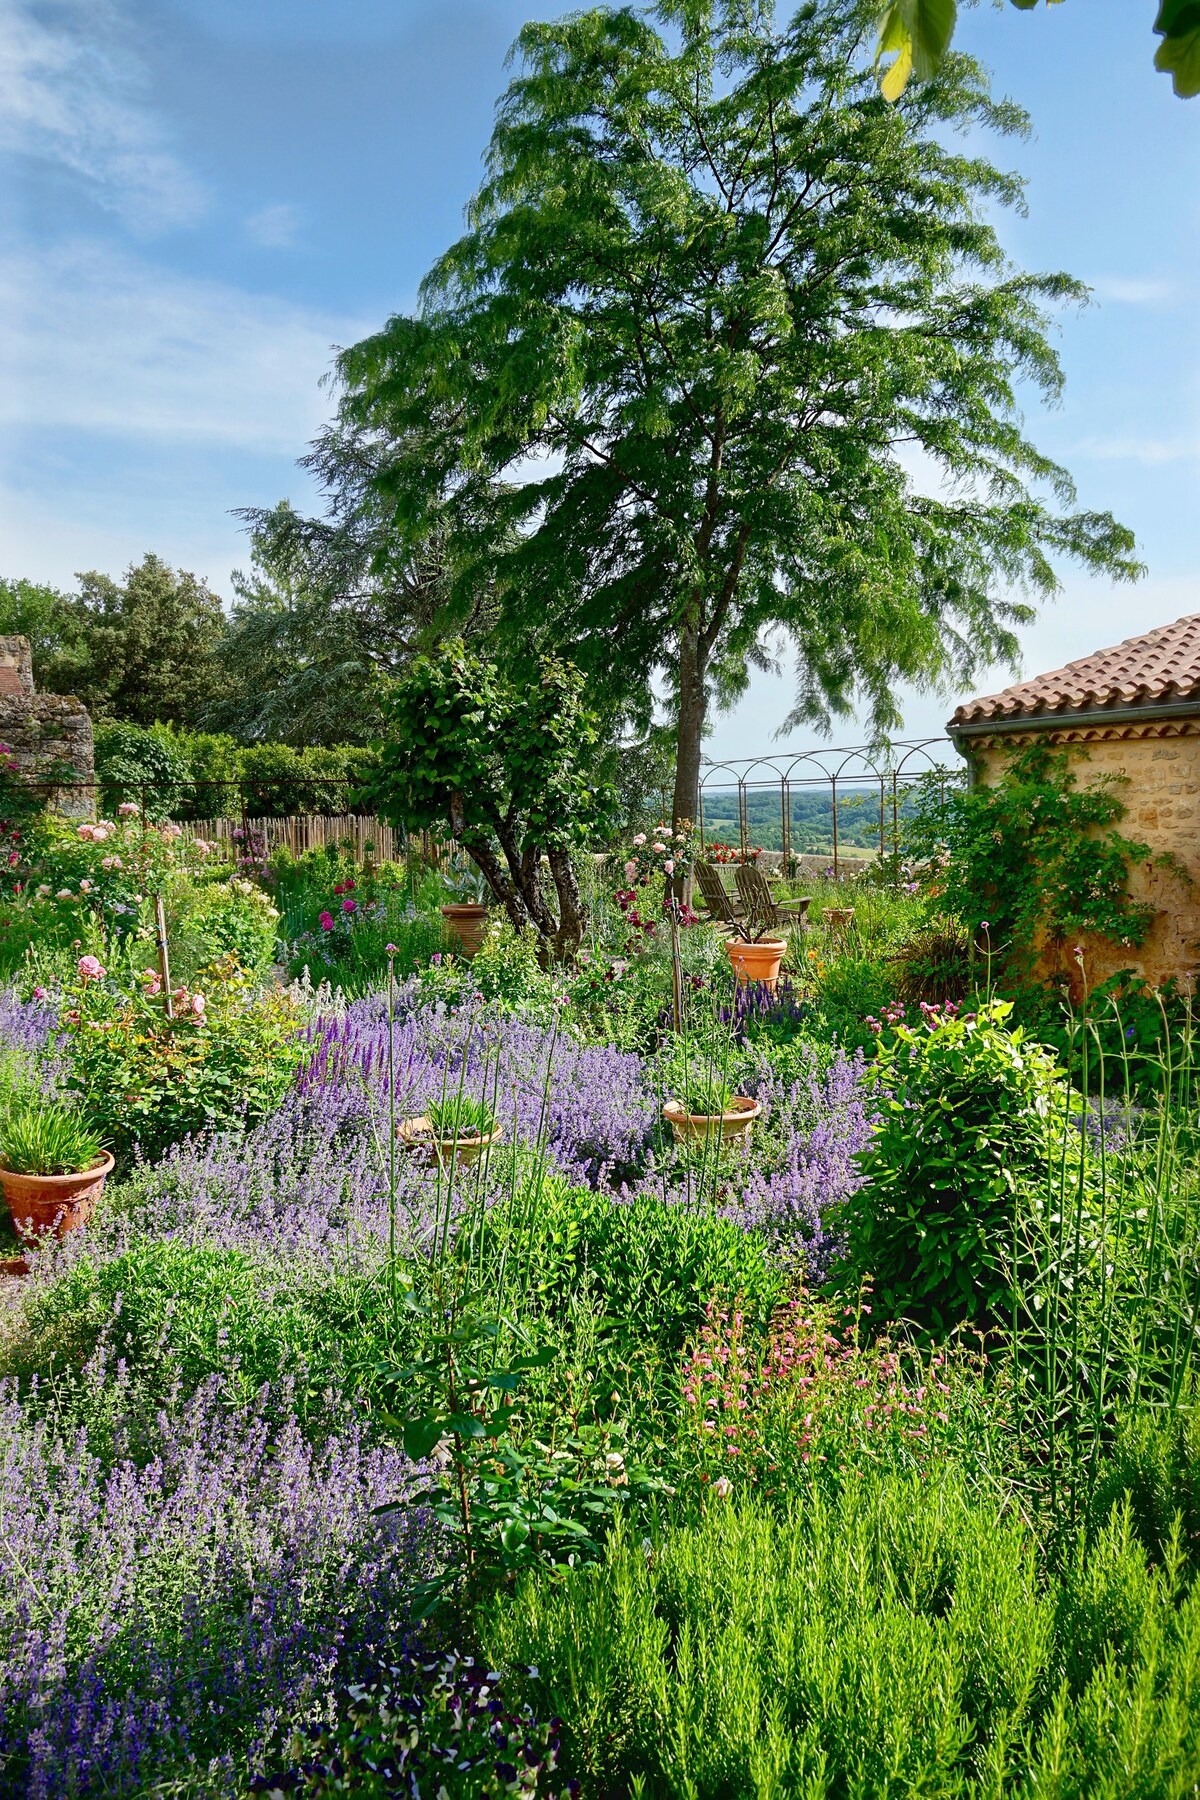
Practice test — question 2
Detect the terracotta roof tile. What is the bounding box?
[950,613,1200,727]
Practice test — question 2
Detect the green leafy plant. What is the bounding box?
[0,1094,106,1177]
[886,913,972,1006]
[838,1000,1071,1335]
[274,1654,572,1799]
[909,742,1168,976]
[425,1095,498,1141]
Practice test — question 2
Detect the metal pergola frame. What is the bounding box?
[696,737,956,878]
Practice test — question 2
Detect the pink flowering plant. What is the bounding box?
[678,1288,1005,1502]
[59,952,308,1166]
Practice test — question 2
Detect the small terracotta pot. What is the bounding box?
[0,1152,114,1247]
[441,903,489,958]
[724,937,786,991]
[0,1256,29,1279]
[398,1115,502,1170]
[824,906,855,934]
[663,1097,761,1147]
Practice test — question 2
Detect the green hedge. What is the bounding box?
[93,722,372,819]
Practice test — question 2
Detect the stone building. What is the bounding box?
[948,613,1200,993]
[0,636,94,819]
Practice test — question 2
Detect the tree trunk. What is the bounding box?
[673,626,707,831]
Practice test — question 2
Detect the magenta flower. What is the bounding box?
[191,993,206,1017]
[341,897,357,914]
[77,955,105,981]
[318,911,334,931]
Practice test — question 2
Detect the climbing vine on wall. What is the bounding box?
[909,742,1174,971]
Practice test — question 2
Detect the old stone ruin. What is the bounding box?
[0,636,94,819]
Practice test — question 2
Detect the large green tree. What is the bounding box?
[0,578,90,694]
[332,0,1137,831]
[70,555,226,729]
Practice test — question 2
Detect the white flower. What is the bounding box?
[36,884,50,897]
[56,888,73,900]
[712,1475,733,1501]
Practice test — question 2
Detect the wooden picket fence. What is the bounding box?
[182,813,406,864]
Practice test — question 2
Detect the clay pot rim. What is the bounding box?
[398,1115,503,1150]
[662,1097,761,1127]
[723,937,786,952]
[440,902,489,916]
[0,1151,115,1187]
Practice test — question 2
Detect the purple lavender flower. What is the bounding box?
[0,1375,435,1796]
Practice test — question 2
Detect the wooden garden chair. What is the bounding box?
[693,858,747,929]
[734,862,811,934]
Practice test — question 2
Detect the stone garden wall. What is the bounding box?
[0,636,94,820]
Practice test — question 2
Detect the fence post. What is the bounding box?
[831,776,840,881]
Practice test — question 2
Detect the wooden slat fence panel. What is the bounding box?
[182,814,404,864]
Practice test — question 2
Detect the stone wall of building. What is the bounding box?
[0,635,94,821]
[969,717,1200,995]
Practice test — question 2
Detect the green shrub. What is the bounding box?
[60,955,307,1165]
[504,1180,785,1360]
[484,1471,1200,1798]
[165,875,279,981]
[94,720,191,820]
[1087,1397,1200,1575]
[887,913,972,1006]
[837,1001,1070,1335]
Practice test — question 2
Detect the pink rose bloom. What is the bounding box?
[77,955,105,980]
[653,843,665,854]
[76,824,95,841]
[56,889,73,901]
[624,860,637,879]
[319,911,334,930]
[663,859,675,875]
[100,855,122,871]
[79,879,92,892]
[191,993,206,1017]
[341,897,356,914]
[118,802,139,817]
[632,833,646,847]
[161,824,182,842]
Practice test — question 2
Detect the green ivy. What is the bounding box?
[910,742,1166,974]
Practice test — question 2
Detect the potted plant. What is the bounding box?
[0,1094,112,1250]
[438,859,490,958]
[399,1094,502,1169]
[662,1073,760,1147]
[723,918,788,992]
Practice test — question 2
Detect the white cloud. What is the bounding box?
[0,0,206,230]
[0,240,370,453]
[245,202,304,249]
[1091,277,1176,305]
[1075,434,1200,467]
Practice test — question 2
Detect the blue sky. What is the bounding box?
[1,0,1197,760]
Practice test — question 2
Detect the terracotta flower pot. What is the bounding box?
[0,1152,114,1247]
[824,906,855,934]
[724,937,786,991]
[398,1115,503,1170]
[441,903,489,958]
[663,1097,761,1147]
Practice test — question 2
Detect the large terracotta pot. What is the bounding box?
[662,1097,761,1147]
[399,1115,503,1171]
[724,937,786,991]
[0,1152,114,1247]
[441,903,489,958]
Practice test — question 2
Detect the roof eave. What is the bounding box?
[948,696,1200,739]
